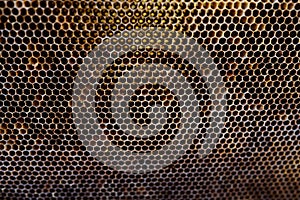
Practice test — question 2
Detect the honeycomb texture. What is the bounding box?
[0,0,300,199]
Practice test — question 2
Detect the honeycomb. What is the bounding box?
[0,0,299,199]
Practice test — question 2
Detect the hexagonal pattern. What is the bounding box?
[0,0,299,199]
